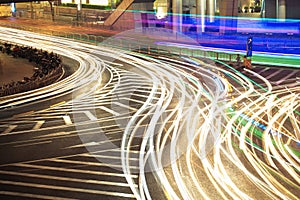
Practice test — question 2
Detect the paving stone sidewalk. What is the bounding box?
[0,53,34,86]
[0,17,119,37]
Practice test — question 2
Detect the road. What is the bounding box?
[0,27,299,200]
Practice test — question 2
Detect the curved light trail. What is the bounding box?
[0,27,299,200]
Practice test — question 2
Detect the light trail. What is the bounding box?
[0,27,299,200]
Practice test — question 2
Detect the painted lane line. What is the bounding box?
[0,146,142,168]
[14,140,52,148]
[35,132,71,138]
[50,101,66,108]
[82,153,140,161]
[12,163,138,178]
[0,170,135,187]
[0,191,76,200]
[65,141,100,149]
[65,138,122,149]
[0,180,135,198]
[13,111,34,118]
[48,158,139,169]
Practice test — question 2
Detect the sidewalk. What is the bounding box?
[0,53,34,86]
[0,16,119,87]
[0,17,119,37]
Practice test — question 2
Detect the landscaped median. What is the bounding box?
[251,53,300,68]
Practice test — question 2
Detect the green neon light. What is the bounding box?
[228,108,300,158]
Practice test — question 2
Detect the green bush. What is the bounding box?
[250,6,254,13]
[254,6,261,12]
[62,3,76,8]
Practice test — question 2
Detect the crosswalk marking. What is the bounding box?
[2,125,17,134]
[62,115,72,125]
[287,81,300,88]
[84,111,98,121]
[99,106,120,116]
[0,66,158,199]
[257,67,270,74]
[275,71,298,85]
[32,120,45,130]
[114,102,138,111]
[265,69,283,79]
[123,97,153,105]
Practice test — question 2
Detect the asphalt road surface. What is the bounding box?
[0,27,299,200]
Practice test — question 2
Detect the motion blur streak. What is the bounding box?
[1,27,299,200]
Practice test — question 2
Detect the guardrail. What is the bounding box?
[0,22,240,62]
[0,66,63,97]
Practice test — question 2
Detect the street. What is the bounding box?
[0,27,299,199]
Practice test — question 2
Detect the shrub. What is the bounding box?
[61,3,111,10]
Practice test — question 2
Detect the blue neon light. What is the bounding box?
[11,3,16,13]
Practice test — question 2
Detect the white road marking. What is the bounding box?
[13,111,34,118]
[98,106,120,116]
[50,101,66,108]
[84,111,98,121]
[257,67,270,74]
[82,153,139,161]
[113,102,138,111]
[265,69,283,79]
[2,125,17,134]
[48,158,139,169]
[65,138,121,149]
[34,132,71,138]
[275,71,298,85]
[63,115,72,125]
[66,141,99,149]
[0,170,135,187]
[32,120,45,130]
[14,140,52,148]
[0,191,75,200]
[0,180,135,198]
[13,163,138,178]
